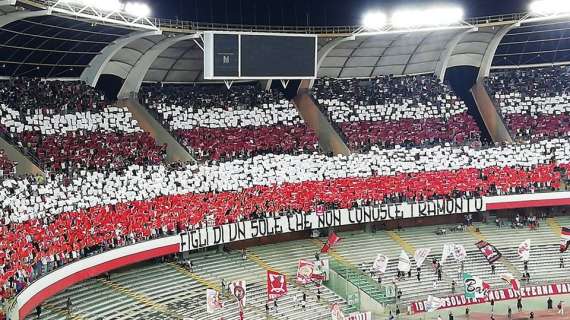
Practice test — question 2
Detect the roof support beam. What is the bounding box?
[117,33,199,99]
[310,36,355,85]
[434,28,475,81]
[477,23,519,80]
[0,9,49,28]
[80,30,162,87]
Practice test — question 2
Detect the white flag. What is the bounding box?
[229,280,247,307]
[206,289,224,313]
[331,303,345,320]
[453,244,467,262]
[441,243,455,265]
[414,248,431,268]
[397,250,411,272]
[426,295,443,312]
[518,239,531,261]
[371,254,389,273]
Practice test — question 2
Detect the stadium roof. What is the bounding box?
[0,0,569,94]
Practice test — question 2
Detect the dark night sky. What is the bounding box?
[146,0,529,26]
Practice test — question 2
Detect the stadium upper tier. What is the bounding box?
[0,79,166,172]
[486,66,570,142]
[141,75,481,160]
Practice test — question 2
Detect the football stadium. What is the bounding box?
[1,0,570,319]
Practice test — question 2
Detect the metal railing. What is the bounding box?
[21,0,529,35]
[329,257,394,305]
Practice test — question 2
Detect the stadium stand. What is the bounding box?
[29,213,570,319]
[0,79,166,172]
[1,137,569,303]
[485,66,570,141]
[29,249,347,320]
[141,83,318,161]
[1,1,570,319]
[312,75,482,149]
[140,75,481,161]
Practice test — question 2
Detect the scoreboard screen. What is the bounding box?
[203,31,317,80]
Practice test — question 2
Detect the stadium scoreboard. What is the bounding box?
[203,31,317,80]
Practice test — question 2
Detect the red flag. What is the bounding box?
[321,232,341,253]
[267,270,288,300]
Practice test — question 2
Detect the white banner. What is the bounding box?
[414,248,431,268]
[180,197,485,251]
[426,295,443,312]
[453,245,467,262]
[206,289,224,313]
[441,243,455,265]
[398,250,411,272]
[314,259,330,281]
[229,280,247,307]
[518,239,531,261]
[331,303,344,320]
[371,254,389,273]
[345,312,372,320]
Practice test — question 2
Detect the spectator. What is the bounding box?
[548,297,553,309]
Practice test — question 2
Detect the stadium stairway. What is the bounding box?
[471,81,513,144]
[119,98,194,163]
[0,135,44,176]
[293,81,350,156]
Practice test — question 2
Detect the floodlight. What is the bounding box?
[362,11,388,30]
[529,0,570,15]
[124,2,151,17]
[391,5,464,29]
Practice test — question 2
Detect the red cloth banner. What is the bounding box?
[321,232,341,253]
[475,240,502,264]
[267,270,287,300]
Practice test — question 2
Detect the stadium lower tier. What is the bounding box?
[12,212,570,320]
[17,131,166,171]
[0,163,567,301]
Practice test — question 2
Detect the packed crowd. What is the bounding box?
[0,79,166,173]
[175,125,318,160]
[0,79,107,114]
[1,68,569,304]
[0,135,569,301]
[141,83,314,160]
[485,66,570,141]
[1,137,568,223]
[141,75,481,160]
[338,113,480,150]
